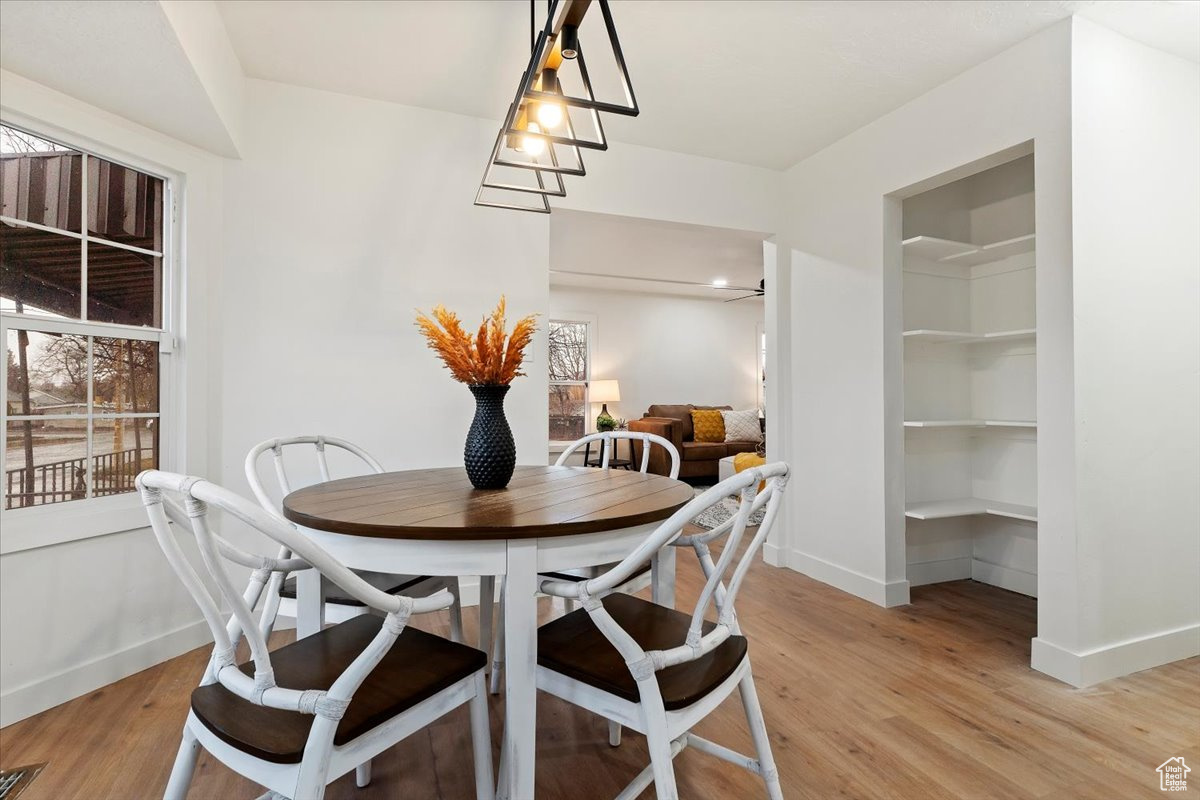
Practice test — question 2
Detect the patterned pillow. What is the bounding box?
[691,409,726,442]
[721,409,763,443]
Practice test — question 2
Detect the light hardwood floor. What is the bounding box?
[1,547,1197,799]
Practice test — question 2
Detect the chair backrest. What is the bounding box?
[245,435,385,522]
[137,470,451,724]
[554,430,681,479]
[545,462,788,680]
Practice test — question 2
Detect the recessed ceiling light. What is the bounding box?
[712,278,728,287]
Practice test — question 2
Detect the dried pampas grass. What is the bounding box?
[416,296,538,385]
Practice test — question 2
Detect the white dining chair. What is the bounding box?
[548,431,681,603]
[485,431,681,707]
[527,463,789,800]
[138,470,494,800]
[245,435,464,642]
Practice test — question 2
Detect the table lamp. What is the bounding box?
[590,379,621,431]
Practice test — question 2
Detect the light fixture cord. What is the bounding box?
[530,0,535,53]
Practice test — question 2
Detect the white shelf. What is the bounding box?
[905,498,1038,522]
[901,236,978,261]
[903,233,1035,267]
[905,419,1036,429]
[903,328,1036,345]
[942,233,1036,266]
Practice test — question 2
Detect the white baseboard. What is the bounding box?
[762,542,784,567]
[1032,624,1200,688]
[789,550,910,607]
[907,557,972,587]
[0,620,213,728]
[971,558,1037,598]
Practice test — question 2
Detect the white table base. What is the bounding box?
[296,523,674,800]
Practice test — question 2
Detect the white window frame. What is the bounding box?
[548,313,595,447]
[0,120,179,554]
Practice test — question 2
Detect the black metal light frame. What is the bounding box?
[503,0,638,153]
[475,0,638,213]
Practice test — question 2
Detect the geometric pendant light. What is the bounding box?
[475,0,639,213]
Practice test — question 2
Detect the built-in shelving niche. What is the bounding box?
[902,154,1038,599]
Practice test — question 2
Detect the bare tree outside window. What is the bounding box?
[548,320,588,441]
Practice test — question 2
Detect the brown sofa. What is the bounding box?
[628,404,761,480]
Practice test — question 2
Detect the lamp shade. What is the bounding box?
[590,379,621,403]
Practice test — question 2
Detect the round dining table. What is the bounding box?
[282,464,695,800]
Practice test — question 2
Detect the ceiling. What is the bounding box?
[2,2,1193,169]
[0,0,240,156]
[550,210,766,300]
[213,0,1200,170]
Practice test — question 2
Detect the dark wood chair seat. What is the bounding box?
[537,593,747,711]
[279,571,430,607]
[191,616,486,763]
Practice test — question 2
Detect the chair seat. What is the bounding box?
[537,593,747,711]
[279,571,432,608]
[191,616,486,764]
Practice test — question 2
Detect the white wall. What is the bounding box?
[549,286,763,447]
[778,16,1200,685]
[218,79,552,494]
[778,22,1075,619]
[1046,18,1200,685]
[217,78,780,492]
[0,71,223,726]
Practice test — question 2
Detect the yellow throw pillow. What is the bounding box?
[691,409,726,442]
[734,452,767,493]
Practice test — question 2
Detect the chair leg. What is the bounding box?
[496,724,509,800]
[608,720,622,747]
[469,672,497,800]
[489,588,505,695]
[640,692,679,800]
[479,575,495,673]
[355,760,372,788]
[739,667,783,800]
[164,725,200,800]
[448,577,465,644]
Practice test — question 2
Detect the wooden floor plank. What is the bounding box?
[1,550,1196,799]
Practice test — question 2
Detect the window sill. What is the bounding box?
[0,493,150,555]
[548,442,572,453]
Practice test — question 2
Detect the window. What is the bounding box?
[548,319,589,442]
[2,124,169,511]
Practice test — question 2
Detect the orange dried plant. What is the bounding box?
[416,296,538,385]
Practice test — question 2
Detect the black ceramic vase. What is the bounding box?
[464,384,516,490]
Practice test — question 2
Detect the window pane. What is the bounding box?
[0,126,83,232]
[549,384,586,441]
[92,417,157,499]
[5,329,89,415]
[92,336,158,413]
[86,240,161,326]
[1,222,83,319]
[87,156,163,253]
[4,419,88,508]
[548,321,587,381]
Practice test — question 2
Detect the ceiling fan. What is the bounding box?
[714,278,766,302]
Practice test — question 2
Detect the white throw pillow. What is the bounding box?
[721,409,762,443]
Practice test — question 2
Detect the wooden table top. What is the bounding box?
[281,465,695,541]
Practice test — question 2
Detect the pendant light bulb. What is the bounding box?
[533,69,564,129]
[522,122,546,157]
[536,101,564,128]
